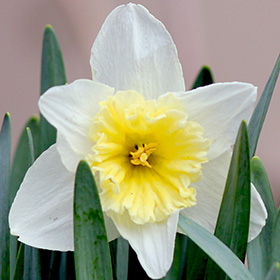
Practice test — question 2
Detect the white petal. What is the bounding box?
[39,79,114,171]
[179,149,267,241]
[9,145,119,251]
[90,3,185,99]
[9,145,75,251]
[179,150,232,235]
[111,211,179,279]
[248,184,268,241]
[103,213,120,242]
[174,82,257,160]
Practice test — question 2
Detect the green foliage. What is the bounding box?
[247,157,276,279]
[9,117,40,279]
[272,207,280,265]
[205,121,251,279]
[191,65,214,89]
[9,117,40,206]
[265,263,280,280]
[40,25,67,153]
[74,161,113,280]
[0,114,11,280]
[178,215,254,280]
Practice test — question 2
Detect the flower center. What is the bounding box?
[130,143,159,168]
[86,90,210,224]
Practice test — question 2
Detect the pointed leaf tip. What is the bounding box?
[191,65,214,89]
[0,113,11,280]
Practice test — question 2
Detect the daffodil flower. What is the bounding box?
[9,4,267,279]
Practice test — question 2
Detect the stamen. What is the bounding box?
[130,142,159,168]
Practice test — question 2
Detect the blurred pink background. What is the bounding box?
[1,0,279,205]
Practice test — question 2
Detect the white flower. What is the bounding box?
[9,4,267,279]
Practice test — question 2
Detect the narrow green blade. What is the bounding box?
[9,116,40,279]
[247,157,276,279]
[9,116,40,206]
[163,234,188,280]
[0,113,11,280]
[272,206,280,264]
[48,252,75,280]
[13,243,42,280]
[40,25,66,152]
[185,241,208,280]
[13,243,24,280]
[74,160,113,280]
[22,246,41,280]
[116,237,129,280]
[205,121,251,280]
[248,54,280,158]
[265,263,280,280]
[178,215,255,280]
[191,65,214,89]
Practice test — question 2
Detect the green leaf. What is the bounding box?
[9,116,40,206]
[265,263,280,280]
[178,215,255,280]
[0,113,11,280]
[248,54,280,158]
[13,243,41,280]
[74,160,113,280]
[116,237,129,280]
[40,25,67,153]
[191,65,214,89]
[185,241,208,280]
[13,243,24,280]
[247,157,276,279]
[163,234,188,280]
[22,246,41,280]
[272,206,280,264]
[9,116,40,279]
[48,252,75,280]
[205,120,251,280]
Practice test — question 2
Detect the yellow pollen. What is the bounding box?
[130,143,159,168]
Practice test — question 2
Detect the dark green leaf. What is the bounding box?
[13,244,42,280]
[272,207,280,264]
[22,246,41,280]
[163,234,188,280]
[205,120,251,280]
[0,113,11,280]
[248,54,280,158]
[40,25,67,152]
[247,157,276,279]
[26,128,35,164]
[13,243,24,280]
[116,237,129,280]
[9,116,40,206]
[74,160,113,280]
[48,251,75,280]
[9,116,40,279]
[265,263,280,280]
[178,215,255,280]
[185,241,208,280]
[191,65,214,89]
